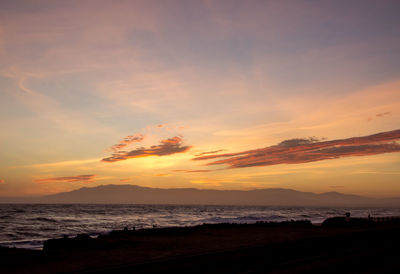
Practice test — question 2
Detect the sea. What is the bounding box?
[1,204,399,250]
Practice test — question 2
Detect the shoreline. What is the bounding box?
[2,215,399,251]
[2,203,399,252]
[1,217,400,273]
[0,202,400,250]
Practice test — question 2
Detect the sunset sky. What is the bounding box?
[1,0,399,198]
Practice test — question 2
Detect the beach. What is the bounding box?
[1,218,400,273]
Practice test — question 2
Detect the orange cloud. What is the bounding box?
[109,133,144,152]
[154,173,170,177]
[368,111,391,122]
[193,129,400,168]
[0,179,4,183]
[102,136,192,162]
[195,149,227,157]
[376,112,391,117]
[173,169,212,173]
[144,124,170,131]
[35,174,96,183]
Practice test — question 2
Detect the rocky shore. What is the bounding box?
[1,217,400,273]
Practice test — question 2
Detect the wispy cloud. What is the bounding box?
[109,133,144,152]
[193,129,400,168]
[154,173,170,177]
[1,69,108,134]
[173,169,213,173]
[195,149,227,157]
[10,158,100,169]
[376,112,391,117]
[351,170,400,175]
[368,111,391,122]
[35,174,96,183]
[102,136,192,162]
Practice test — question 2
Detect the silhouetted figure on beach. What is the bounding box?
[345,212,351,222]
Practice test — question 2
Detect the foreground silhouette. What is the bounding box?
[1,217,400,273]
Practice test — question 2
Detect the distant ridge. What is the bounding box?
[19,184,398,206]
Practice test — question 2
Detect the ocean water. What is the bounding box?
[0,204,399,250]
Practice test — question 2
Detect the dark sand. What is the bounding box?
[1,219,400,273]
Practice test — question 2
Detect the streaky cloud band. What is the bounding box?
[192,129,400,168]
[102,136,191,162]
[35,175,96,183]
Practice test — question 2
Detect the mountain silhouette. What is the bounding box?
[26,184,400,206]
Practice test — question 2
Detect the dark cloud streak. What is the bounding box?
[102,136,191,162]
[195,149,227,157]
[193,129,400,168]
[35,175,96,183]
[173,169,212,173]
[109,134,144,152]
[376,112,391,117]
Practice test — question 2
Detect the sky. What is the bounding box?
[0,0,399,198]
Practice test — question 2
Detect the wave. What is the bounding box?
[201,214,288,224]
[30,217,58,223]
[1,204,400,250]
[0,239,46,250]
[17,231,42,237]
